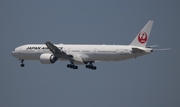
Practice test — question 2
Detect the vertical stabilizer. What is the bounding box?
[130,20,153,47]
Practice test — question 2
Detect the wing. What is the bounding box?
[45,41,68,57]
[45,41,84,64]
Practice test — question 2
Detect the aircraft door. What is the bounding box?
[93,48,97,55]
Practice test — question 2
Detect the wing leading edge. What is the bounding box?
[45,41,67,56]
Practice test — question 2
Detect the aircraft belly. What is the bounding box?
[89,53,121,61]
[19,52,41,60]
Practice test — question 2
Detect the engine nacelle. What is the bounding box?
[39,53,57,64]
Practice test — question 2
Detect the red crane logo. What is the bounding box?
[138,32,148,44]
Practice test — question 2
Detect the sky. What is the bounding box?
[0,0,180,107]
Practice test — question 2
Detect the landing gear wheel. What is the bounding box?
[67,64,70,68]
[75,66,78,69]
[67,64,78,70]
[21,64,25,67]
[85,65,90,68]
[85,63,97,70]
[92,66,97,70]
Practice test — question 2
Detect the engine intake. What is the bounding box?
[39,53,57,64]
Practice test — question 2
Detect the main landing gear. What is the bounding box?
[67,64,78,69]
[66,62,97,70]
[85,62,97,70]
[20,59,25,67]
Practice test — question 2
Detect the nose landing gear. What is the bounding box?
[20,59,25,67]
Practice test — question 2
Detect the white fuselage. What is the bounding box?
[11,21,156,69]
[12,44,152,64]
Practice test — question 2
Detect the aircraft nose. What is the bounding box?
[12,50,16,57]
[12,48,19,57]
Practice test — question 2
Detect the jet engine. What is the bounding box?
[39,53,57,64]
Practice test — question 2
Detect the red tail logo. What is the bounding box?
[138,32,148,44]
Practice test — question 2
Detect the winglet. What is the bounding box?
[130,20,154,47]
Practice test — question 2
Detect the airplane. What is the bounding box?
[12,20,170,70]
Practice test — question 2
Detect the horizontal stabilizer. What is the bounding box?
[153,48,171,52]
[146,45,159,48]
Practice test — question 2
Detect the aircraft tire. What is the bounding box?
[21,64,25,67]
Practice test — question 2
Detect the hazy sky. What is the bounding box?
[0,0,180,107]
